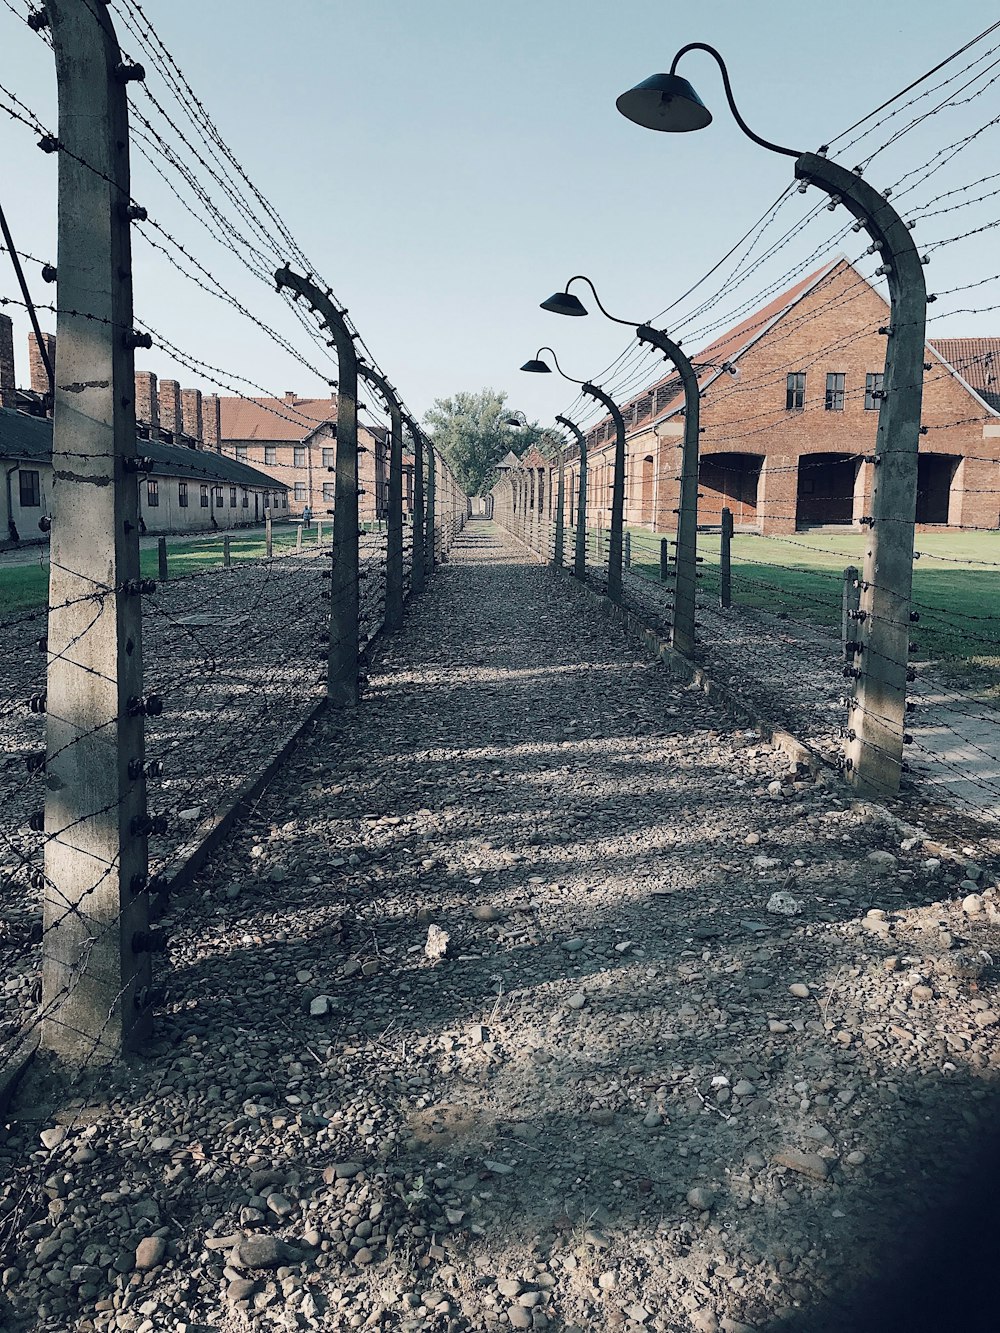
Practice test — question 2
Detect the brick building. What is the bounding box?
[0,326,284,542]
[567,257,1000,534]
[217,394,414,523]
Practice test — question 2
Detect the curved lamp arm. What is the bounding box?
[670,42,802,159]
[563,276,637,327]
[523,347,587,384]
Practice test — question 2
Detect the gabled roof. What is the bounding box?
[0,407,286,489]
[220,394,337,442]
[581,257,999,444]
[520,446,550,468]
[495,450,520,471]
[929,338,1000,413]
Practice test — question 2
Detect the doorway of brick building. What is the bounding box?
[640,455,654,525]
[699,452,763,528]
[796,452,862,528]
[916,454,961,524]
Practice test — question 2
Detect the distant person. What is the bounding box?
[302,504,312,528]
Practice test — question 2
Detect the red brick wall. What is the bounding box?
[135,371,158,431]
[28,331,55,396]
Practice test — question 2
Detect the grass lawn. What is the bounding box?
[0,529,309,617]
[623,525,1000,699]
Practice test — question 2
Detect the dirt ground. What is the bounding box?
[2,519,999,1333]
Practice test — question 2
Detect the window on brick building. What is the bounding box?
[178,481,188,508]
[825,372,845,411]
[264,445,277,465]
[200,484,209,507]
[294,446,306,467]
[294,481,306,501]
[322,481,335,501]
[18,469,40,507]
[146,479,159,507]
[235,444,248,461]
[230,487,237,507]
[322,448,335,469]
[864,372,884,410]
[785,372,805,411]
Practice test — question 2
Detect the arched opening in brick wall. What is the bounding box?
[639,455,655,526]
[700,452,763,527]
[916,454,961,525]
[796,452,862,528]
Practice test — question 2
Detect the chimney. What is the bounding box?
[135,370,159,433]
[0,314,14,409]
[181,387,202,445]
[158,379,182,437]
[202,393,221,452]
[28,330,55,396]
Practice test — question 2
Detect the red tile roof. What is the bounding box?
[219,394,337,442]
[930,338,1000,412]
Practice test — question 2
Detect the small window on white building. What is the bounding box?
[146,479,159,507]
[178,481,188,508]
[19,470,40,507]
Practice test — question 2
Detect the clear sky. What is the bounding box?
[2,0,999,433]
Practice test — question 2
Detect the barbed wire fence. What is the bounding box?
[491,19,1000,831]
[0,0,469,1100]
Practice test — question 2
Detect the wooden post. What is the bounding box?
[265,515,273,557]
[316,518,323,545]
[624,530,631,569]
[720,506,733,609]
[660,537,669,582]
[223,534,231,570]
[42,0,152,1062]
[296,523,302,554]
[157,536,168,582]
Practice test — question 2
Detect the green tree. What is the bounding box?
[423,388,548,495]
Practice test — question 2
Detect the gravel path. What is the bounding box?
[3,518,1000,1333]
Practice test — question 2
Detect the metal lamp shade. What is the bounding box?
[616,73,712,132]
[520,359,552,373]
[540,291,588,317]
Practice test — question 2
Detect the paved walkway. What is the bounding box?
[6,519,1000,1333]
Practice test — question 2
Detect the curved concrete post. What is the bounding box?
[581,384,626,602]
[556,414,588,579]
[275,266,359,707]
[637,326,700,654]
[42,0,150,1062]
[796,153,927,798]
[552,448,566,569]
[407,419,426,595]
[425,439,436,570]
[359,365,403,632]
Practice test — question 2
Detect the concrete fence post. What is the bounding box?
[553,450,566,569]
[581,383,626,602]
[720,506,733,609]
[316,519,323,545]
[659,537,669,582]
[359,365,403,631]
[794,154,926,798]
[296,523,302,554]
[224,534,231,570]
[42,0,152,1062]
[426,441,437,572]
[265,515,273,558]
[624,530,631,569]
[275,267,359,707]
[409,421,425,595]
[842,564,861,662]
[157,536,168,582]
